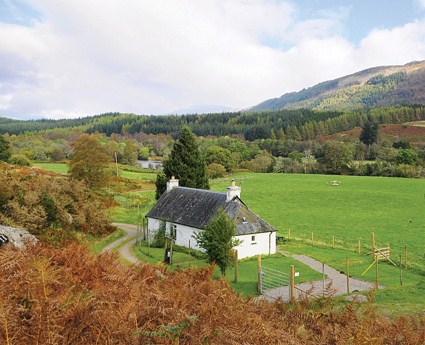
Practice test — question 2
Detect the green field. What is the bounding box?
[211,173,425,315]
[211,173,425,273]
[119,170,157,180]
[32,162,158,181]
[33,162,69,174]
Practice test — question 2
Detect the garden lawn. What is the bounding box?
[131,242,207,268]
[132,241,323,297]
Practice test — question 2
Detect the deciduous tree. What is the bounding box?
[323,141,354,174]
[195,210,239,276]
[68,134,112,189]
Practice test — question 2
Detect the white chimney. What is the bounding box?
[167,176,179,192]
[226,179,241,201]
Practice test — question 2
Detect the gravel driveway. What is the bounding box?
[102,223,140,264]
[259,254,379,302]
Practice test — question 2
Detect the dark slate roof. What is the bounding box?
[146,187,276,235]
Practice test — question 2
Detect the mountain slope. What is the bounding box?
[251,60,425,111]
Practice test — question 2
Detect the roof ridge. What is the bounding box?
[175,186,226,195]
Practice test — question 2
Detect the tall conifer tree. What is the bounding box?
[155,126,209,199]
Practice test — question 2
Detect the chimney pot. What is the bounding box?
[166,177,179,192]
[226,179,241,201]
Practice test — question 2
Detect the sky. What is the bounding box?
[1,1,425,120]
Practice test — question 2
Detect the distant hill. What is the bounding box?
[250,60,425,111]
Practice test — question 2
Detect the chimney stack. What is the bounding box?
[166,176,179,192]
[226,179,241,201]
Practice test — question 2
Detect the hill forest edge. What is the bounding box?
[1,105,425,344]
[2,105,425,178]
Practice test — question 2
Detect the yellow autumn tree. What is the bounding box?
[68,134,112,189]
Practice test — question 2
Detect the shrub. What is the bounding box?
[207,163,226,179]
[9,154,31,166]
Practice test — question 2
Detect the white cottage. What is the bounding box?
[145,178,276,259]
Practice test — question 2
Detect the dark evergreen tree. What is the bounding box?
[155,126,209,199]
[359,120,379,146]
[0,135,11,162]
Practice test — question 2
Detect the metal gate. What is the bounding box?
[260,266,290,295]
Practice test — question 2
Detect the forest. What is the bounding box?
[1,105,425,179]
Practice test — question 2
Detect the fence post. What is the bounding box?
[399,254,403,286]
[346,257,350,293]
[332,235,335,249]
[257,255,262,293]
[288,229,291,240]
[188,240,191,268]
[375,257,379,289]
[322,262,325,297]
[234,250,238,283]
[372,232,375,259]
[290,265,295,304]
[358,239,361,255]
[311,232,314,246]
[404,245,408,270]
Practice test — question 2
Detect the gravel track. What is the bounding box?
[102,223,140,264]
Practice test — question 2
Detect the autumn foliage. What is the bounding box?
[0,167,113,241]
[0,243,424,345]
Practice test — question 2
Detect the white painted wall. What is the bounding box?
[173,223,202,250]
[146,217,161,242]
[234,231,276,259]
[147,217,276,259]
[146,218,202,250]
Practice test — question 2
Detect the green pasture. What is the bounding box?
[32,162,158,180]
[211,173,425,273]
[211,173,425,315]
[283,243,425,316]
[119,170,157,180]
[33,162,69,174]
[109,191,156,224]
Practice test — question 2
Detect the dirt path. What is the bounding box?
[259,254,379,302]
[102,223,140,264]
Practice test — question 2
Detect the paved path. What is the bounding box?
[102,223,140,264]
[259,254,379,302]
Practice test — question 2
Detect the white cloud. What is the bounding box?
[1,0,425,119]
[0,94,12,109]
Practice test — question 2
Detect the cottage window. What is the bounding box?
[251,235,256,245]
